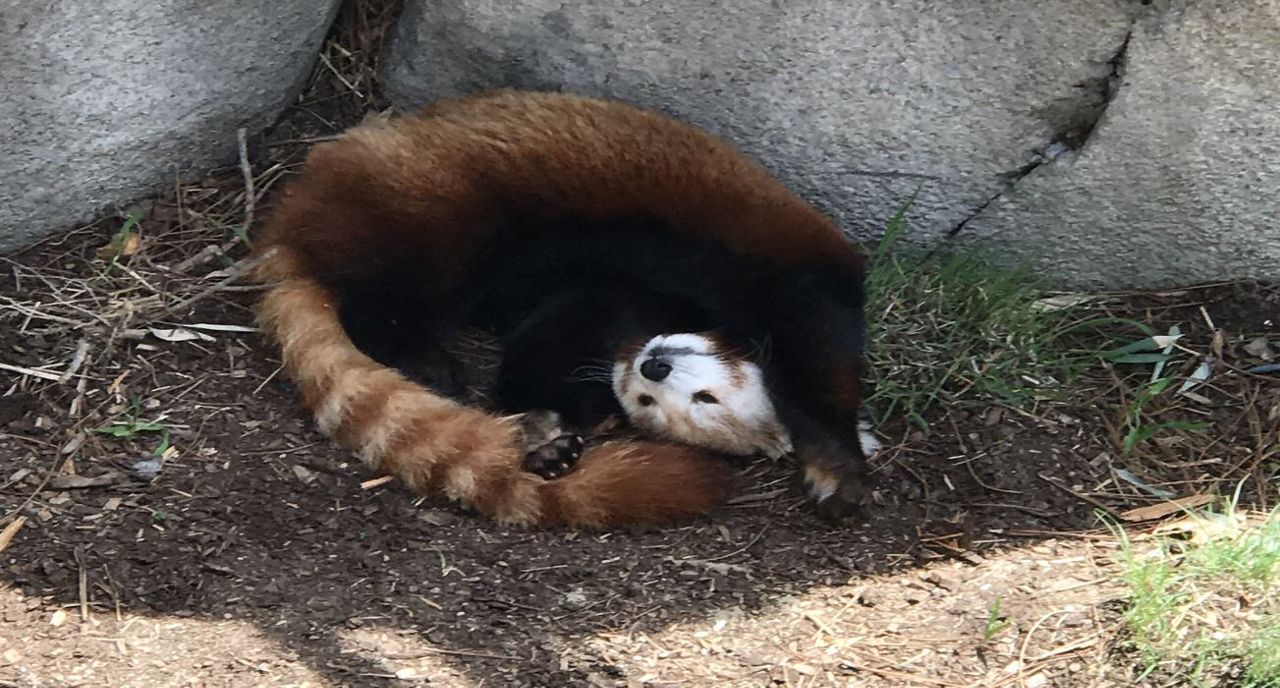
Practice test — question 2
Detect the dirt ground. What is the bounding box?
[0,214,1276,688]
[3,3,1279,682]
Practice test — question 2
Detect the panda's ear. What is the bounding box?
[694,330,747,359]
[614,337,650,361]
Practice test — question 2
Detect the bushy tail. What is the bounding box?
[252,245,732,526]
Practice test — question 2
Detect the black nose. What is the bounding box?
[639,358,672,382]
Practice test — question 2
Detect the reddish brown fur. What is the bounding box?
[252,90,862,527]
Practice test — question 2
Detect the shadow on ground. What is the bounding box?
[2,230,1276,686]
[0,292,1128,688]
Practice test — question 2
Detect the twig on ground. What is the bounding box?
[146,255,263,322]
[0,362,63,381]
[235,127,256,243]
[58,338,91,383]
[74,545,90,621]
[360,475,395,490]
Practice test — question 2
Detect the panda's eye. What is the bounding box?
[692,391,719,404]
[637,394,655,407]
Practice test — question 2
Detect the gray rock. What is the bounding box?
[384,0,1280,289]
[1,0,341,251]
[964,0,1280,289]
[383,1,1136,253]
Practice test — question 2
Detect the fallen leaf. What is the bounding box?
[0,516,26,554]
[1,468,32,489]
[148,327,215,343]
[95,231,141,260]
[184,323,258,333]
[1244,336,1274,360]
[121,232,141,255]
[1151,326,1182,381]
[1154,509,1250,544]
[1114,468,1176,499]
[1120,494,1217,522]
[130,458,164,482]
[48,472,121,490]
[1180,390,1212,405]
[292,465,317,484]
[1033,294,1095,312]
[1178,358,1213,393]
[60,432,86,455]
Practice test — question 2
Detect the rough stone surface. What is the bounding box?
[383,1,1137,256]
[964,0,1280,289]
[384,0,1280,289]
[1,0,341,251]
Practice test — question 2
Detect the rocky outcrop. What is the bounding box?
[383,0,1279,289]
[1,0,342,251]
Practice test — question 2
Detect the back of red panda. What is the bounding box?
[252,90,869,526]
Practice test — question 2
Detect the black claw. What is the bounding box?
[521,432,585,480]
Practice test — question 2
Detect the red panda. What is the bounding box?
[251,89,871,527]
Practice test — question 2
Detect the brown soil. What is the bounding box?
[2,217,1275,687]
[3,3,1277,682]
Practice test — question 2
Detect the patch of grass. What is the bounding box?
[1103,328,1204,454]
[981,595,1012,643]
[863,203,1110,427]
[93,394,171,456]
[1113,497,1280,687]
[1116,373,1211,455]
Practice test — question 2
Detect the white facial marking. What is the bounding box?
[613,333,791,458]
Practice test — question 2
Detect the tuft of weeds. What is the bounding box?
[1112,494,1280,687]
[981,595,1012,643]
[93,394,171,457]
[863,203,1110,428]
[1115,373,1211,455]
[96,210,144,266]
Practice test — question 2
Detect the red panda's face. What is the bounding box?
[611,333,792,459]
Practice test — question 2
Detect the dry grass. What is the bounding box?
[1113,499,1280,686]
[298,0,399,122]
[0,0,401,527]
[1083,283,1280,511]
[1,4,1278,685]
[864,204,1111,428]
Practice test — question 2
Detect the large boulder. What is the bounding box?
[1,0,341,251]
[963,0,1280,289]
[383,0,1280,289]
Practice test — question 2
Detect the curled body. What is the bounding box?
[252,89,873,527]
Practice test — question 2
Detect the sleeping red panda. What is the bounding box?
[251,89,873,527]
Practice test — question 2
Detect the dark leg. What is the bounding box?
[492,286,637,479]
[780,408,870,520]
[389,339,469,399]
[760,269,873,516]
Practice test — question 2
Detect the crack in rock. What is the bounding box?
[944,26,1135,239]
